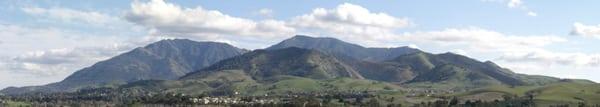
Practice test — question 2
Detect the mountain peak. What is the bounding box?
[150,39,195,45]
[289,35,341,41]
[157,38,194,42]
[272,35,364,49]
[147,39,233,49]
[290,35,314,39]
[269,35,420,61]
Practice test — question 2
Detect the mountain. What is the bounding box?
[1,39,246,95]
[267,35,420,62]
[120,47,402,96]
[1,35,569,95]
[387,52,533,89]
[111,47,575,102]
[181,47,364,80]
[267,35,419,82]
[265,35,558,85]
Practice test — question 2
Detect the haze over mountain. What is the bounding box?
[1,39,246,94]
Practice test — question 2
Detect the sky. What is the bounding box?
[1,0,600,89]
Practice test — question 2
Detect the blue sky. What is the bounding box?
[1,0,600,89]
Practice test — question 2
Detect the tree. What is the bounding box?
[355,97,364,104]
[578,102,586,107]
[449,97,459,106]
[465,100,473,107]
[365,98,380,107]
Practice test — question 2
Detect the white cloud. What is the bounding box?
[4,45,132,76]
[125,2,412,48]
[571,22,600,38]
[527,11,537,16]
[0,24,129,55]
[507,0,522,8]
[401,27,566,53]
[407,44,419,49]
[498,50,600,67]
[0,47,123,87]
[450,49,468,56]
[291,3,410,29]
[495,51,600,82]
[0,25,129,74]
[484,0,537,16]
[125,0,295,41]
[289,3,411,47]
[256,8,273,18]
[0,24,140,88]
[21,6,119,27]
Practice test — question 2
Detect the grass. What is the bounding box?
[188,74,404,96]
[531,82,600,104]
[4,101,32,107]
[323,77,398,91]
[118,69,600,106]
[452,81,600,105]
[454,85,540,96]
[237,76,403,95]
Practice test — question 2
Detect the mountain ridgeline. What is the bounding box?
[2,35,568,95]
[267,35,420,62]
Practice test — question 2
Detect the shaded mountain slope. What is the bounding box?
[182,47,364,80]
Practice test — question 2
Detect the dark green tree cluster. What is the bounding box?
[413,95,537,107]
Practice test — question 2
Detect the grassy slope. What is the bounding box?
[453,81,600,105]
[122,70,403,96]
[532,82,600,105]
[120,69,598,106]
[454,85,540,96]
[234,76,403,96]
[3,101,32,107]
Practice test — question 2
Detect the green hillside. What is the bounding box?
[122,70,402,96]
[452,80,600,105]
